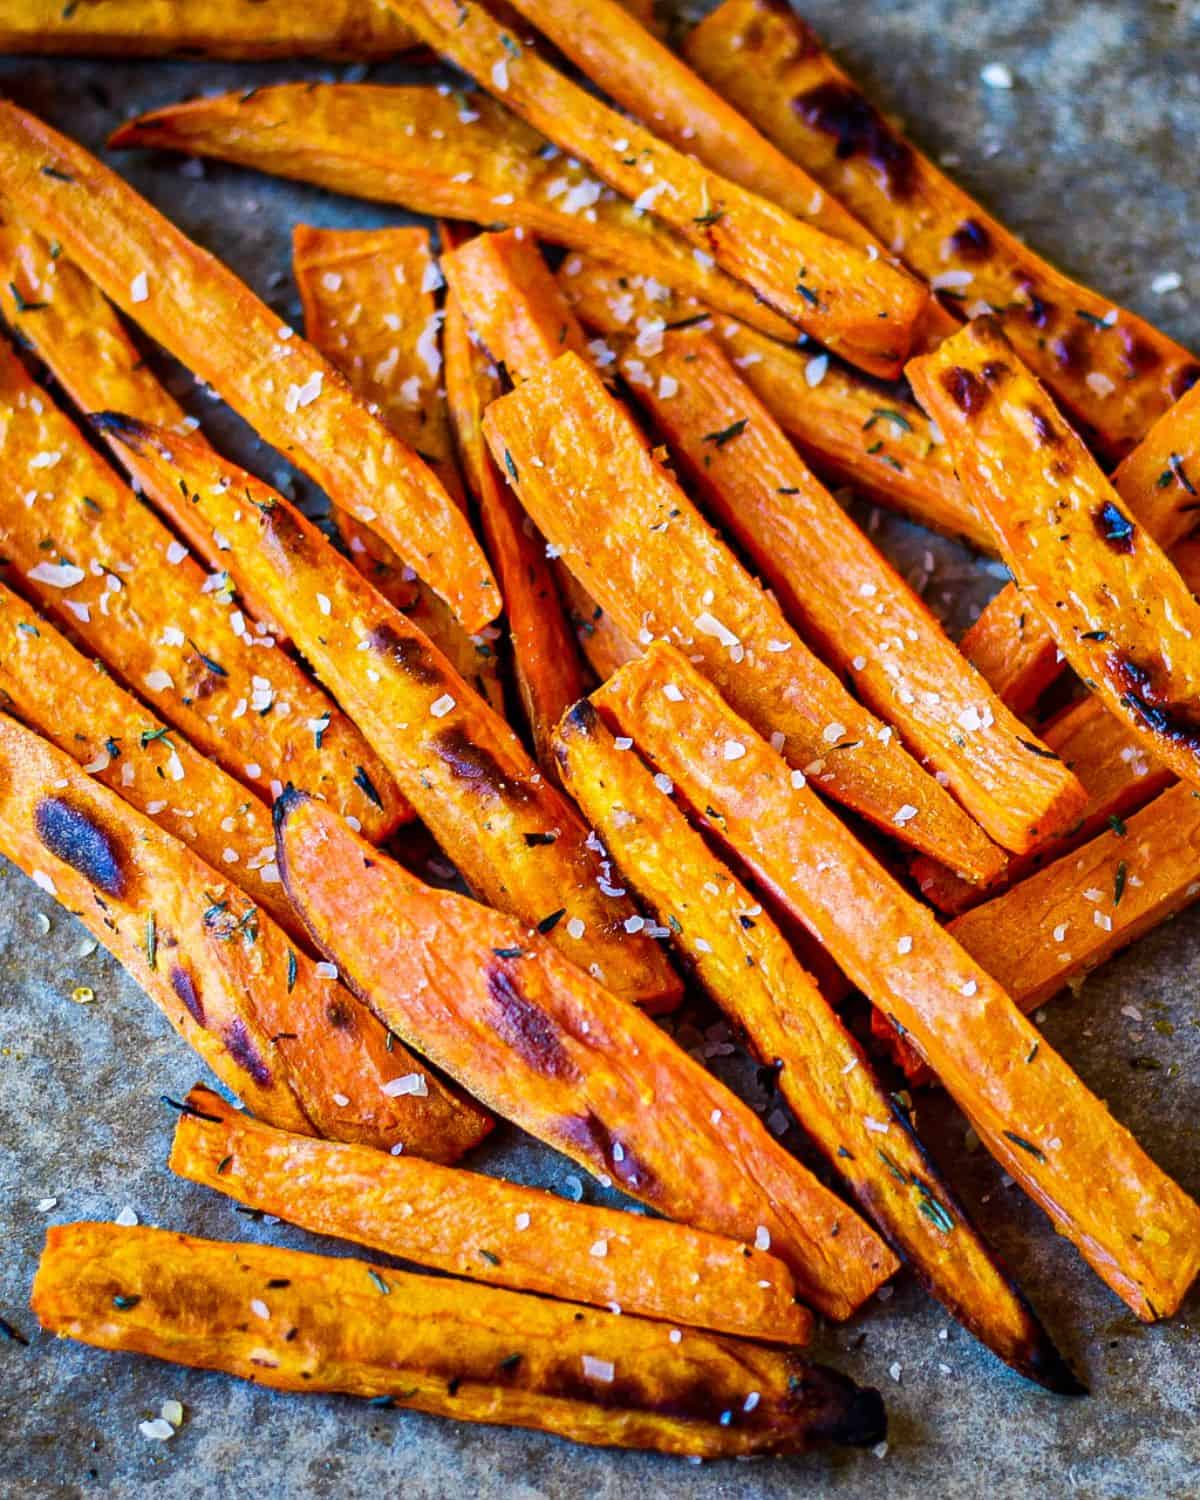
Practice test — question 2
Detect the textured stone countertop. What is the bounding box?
[1,3,1198,1496]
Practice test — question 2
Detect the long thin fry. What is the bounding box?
[620,329,1084,855]
[33,1224,888,1458]
[107,84,797,344]
[0,100,497,632]
[685,0,1200,457]
[378,0,929,376]
[173,1085,812,1345]
[556,566,640,681]
[96,415,680,1010]
[0,715,490,1157]
[0,342,403,839]
[909,318,1200,797]
[595,642,1200,1321]
[483,351,1005,881]
[554,703,1078,1392]
[275,786,897,1319]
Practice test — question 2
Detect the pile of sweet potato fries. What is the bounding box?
[5,0,1200,1463]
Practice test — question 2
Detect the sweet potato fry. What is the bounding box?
[33,1224,887,1458]
[379,0,930,376]
[172,1084,811,1345]
[620,330,1083,855]
[557,255,987,551]
[95,415,680,1010]
[685,0,1200,458]
[554,703,1078,1391]
[292,224,504,713]
[948,781,1200,1013]
[0,715,489,1157]
[107,84,797,345]
[482,351,1004,882]
[909,319,1200,797]
[557,567,640,681]
[0,101,497,634]
[0,342,402,839]
[275,785,897,1319]
[594,642,1200,1321]
[0,0,416,57]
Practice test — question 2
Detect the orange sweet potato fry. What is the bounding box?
[619,329,1083,855]
[0,101,497,633]
[594,642,1200,1321]
[0,715,489,1157]
[172,1084,811,1345]
[275,785,897,1319]
[685,0,1200,458]
[949,781,1200,1014]
[554,702,1079,1391]
[107,84,797,345]
[556,567,640,681]
[291,224,504,714]
[95,415,680,1010]
[379,0,930,377]
[557,255,988,551]
[482,351,1005,882]
[0,342,402,839]
[909,319,1200,798]
[33,1223,887,1458]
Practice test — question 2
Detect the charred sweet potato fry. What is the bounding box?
[173,1084,810,1344]
[620,330,1083,855]
[554,703,1078,1391]
[558,255,987,551]
[0,716,489,1157]
[0,0,416,57]
[595,643,1200,1321]
[482,351,1004,882]
[0,101,497,633]
[107,84,797,344]
[0,342,402,839]
[275,786,897,1319]
[96,415,679,1011]
[379,0,930,376]
[33,1223,887,1457]
[292,224,504,713]
[685,0,1200,457]
[909,319,1200,797]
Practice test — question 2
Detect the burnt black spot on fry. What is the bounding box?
[223,1018,272,1086]
[940,366,990,415]
[34,797,126,897]
[367,622,442,686]
[431,727,534,803]
[326,1000,355,1030]
[487,964,579,1080]
[1169,363,1200,401]
[948,218,992,259]
[1116,327,1161,377]
[1109,651,1200,755]
[791,82,914,199]
[1028,405,1062,447]
[170,965,204,1026]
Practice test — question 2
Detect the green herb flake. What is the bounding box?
[702,418,748,448]
[113,1294,141,1310]
[479,1248,501,1266]
[1113,860,1127,906]
[353,765,384,810]
[1107,814,1127,836]
[491,946,525,959]
[367,1269,391,1296]
[9,282,48,314]
[286,949,298,993]
[1002,1129,1045,1163]
[498,1352,522,1371]
[145,911,157,971]
[504,449,519,484]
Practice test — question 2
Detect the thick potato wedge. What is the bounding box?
[909,319,1200,797]
[0,341,402,839]
[686,0,1200,457]
[0,715,489,1157]
[594,643,1200,1322]
[173,1085,811,1345]
[554,702,1079,1392]
[0,100,497,633]
[32,1223,887,1458]
[96,415,679,1010]
[482,351,1005,882]
[275,785,897,1319]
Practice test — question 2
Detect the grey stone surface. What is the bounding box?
[1,3,1198,1495]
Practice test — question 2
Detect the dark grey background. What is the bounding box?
[2,2,1198,1495]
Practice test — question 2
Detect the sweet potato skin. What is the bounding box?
[554,702,1079,1392]
[173,1085,810,1345]
[909,318,1200,797]
[594,643,1200,1321]
[98,416,679,1010]
[482,351,1004,882]
[107,84,797,345]
[621,329,1083,855]
[0,342,402,840]
[275,786,897,1320]
[686,0,1200,458]
[32,1224,887,1458]
[0,99,497,634]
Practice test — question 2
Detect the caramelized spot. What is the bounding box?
[432,727,534,803]
[557,1110,657,1196]
[486,964,578,1080]
[948,218,992,259]
[367,622,441,686]
[980,359,1011,385]
[34,797,126,897]
[939,366,990,415]
[223,1018,272,1086]
[1028,405,1062,447]
[1117,327,1161,377]
[1169,363,1200,401]
[170,965,204,1026]
[791,82,914,198]
[1092,501,1135,552]
[1017,282,1055,330]
[1051,325,1090,374]
[261,502,308,558]
[1109,652,1200,754]
[325,1000,355,1031]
